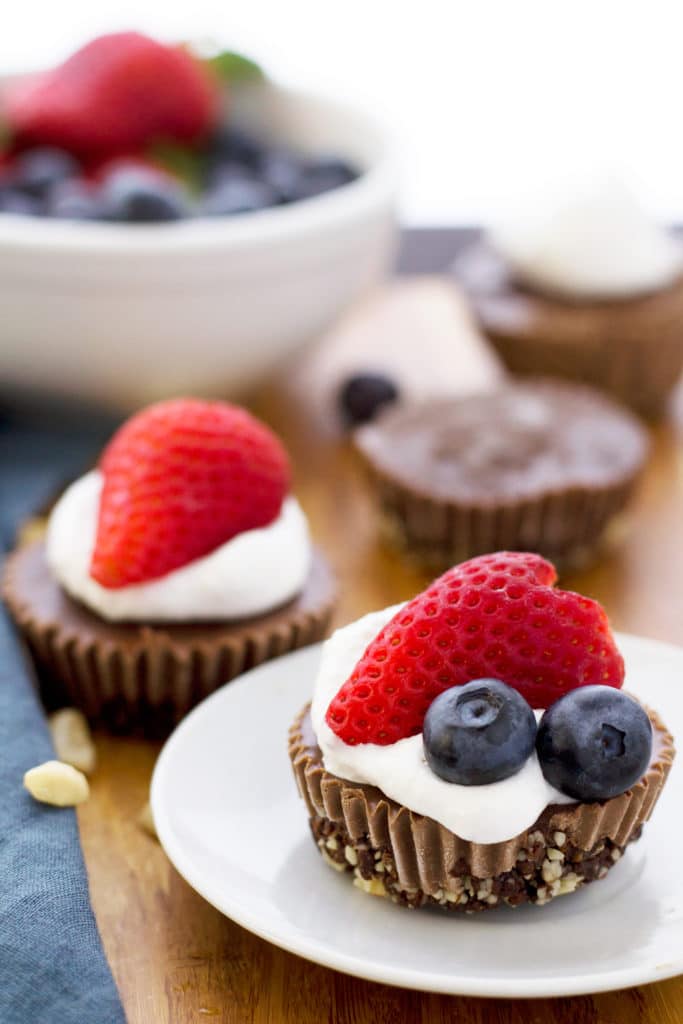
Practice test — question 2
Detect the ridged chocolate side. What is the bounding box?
[289,704,674,896]
[359,460,639,574]
[455,241,683,420]
[3,541,336,736]
[484,327,683,421]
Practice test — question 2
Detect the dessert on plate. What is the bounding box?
[289,552,674,911]
[454,181,683,418]
[354,378,648,571]
[3,398,336,734]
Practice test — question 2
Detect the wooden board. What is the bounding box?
[76,280,683,1023]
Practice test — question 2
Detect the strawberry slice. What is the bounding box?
[326,552,624,745]
[91,398,290,589]
[6,33,218,158]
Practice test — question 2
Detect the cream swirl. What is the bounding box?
[491,178,682,300]
[311,606,574,844]
[46,470,312,622]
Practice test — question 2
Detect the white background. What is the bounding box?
[3,1,683,224]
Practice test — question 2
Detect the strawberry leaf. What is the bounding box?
[149,142,206,193]
[206,50,264,85]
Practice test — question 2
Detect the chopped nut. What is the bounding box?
[541,858,563,883]
[320,849,346,872]
[516,850,527,862]
[48,708,96,775]
[597,866,609,879]
[443,889,459,903]
[137,802,157,839]
[24,760,89,807]
[344,845,358,866]
[325,836,338,851]
[476,878,493,900]
[610,848,622,862]
[353,875,386,897]
[458,893,469,904]
[557,872,582,896]
[546,847,564,862]
[553,831,566,848]
[486,894,498,905]
[528,830,545,846]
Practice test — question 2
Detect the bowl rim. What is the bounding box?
[0,82,397,255]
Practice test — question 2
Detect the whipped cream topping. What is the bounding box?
[491,179,683,300]
[46,470,312,622]
[311,606,574,844]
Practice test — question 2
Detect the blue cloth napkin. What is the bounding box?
[0,400,126,1024]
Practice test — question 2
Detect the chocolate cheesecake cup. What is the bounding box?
[455,242,683,419]
[354,379,648,572]
[4,540,335,736]
[289,703,674,912]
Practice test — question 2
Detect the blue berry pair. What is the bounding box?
[423,678,652,801]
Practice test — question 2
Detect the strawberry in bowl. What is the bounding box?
[289,553,675,911]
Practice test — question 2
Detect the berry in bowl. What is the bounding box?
[289,552,674,911]
[0,32,396,407]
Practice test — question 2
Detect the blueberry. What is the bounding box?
[258,149,307,203]
[205,159,255,190]
[536,686,653,801]
[47,180,102,220]
[13,147,80,198]
[423,680,537,785]
[200,177,278,216]
[206,126,265,168]
[101,168,190,223]
[295,155,358,200]
[0,187,43,216]
[339,373,400,425]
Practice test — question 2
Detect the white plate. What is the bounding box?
[151,632,682,998]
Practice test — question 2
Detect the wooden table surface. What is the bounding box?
[76,280,683,1023]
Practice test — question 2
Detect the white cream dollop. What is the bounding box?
[491,178,683,300]
[311,606,574,844]
[46,470,312,622]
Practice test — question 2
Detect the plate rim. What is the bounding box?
[151,632,683,999]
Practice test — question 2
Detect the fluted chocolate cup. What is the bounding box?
[4,540,336,737]
[455,241,683,420]
[354,380,648,574]
[289,704,674,912]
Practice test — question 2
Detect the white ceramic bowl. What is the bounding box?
[0,82,397,409]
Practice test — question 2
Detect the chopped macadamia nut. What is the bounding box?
[24,760,89,807]
[48,708,96,775]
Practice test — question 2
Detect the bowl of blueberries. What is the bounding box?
[0,33,397,408]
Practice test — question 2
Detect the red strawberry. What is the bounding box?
[91,398,290,589]
[326,552,624,746]
[6,33,218,159]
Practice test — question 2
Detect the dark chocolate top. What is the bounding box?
[355,380,648,502]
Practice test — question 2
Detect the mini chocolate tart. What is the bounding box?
[289,704,674,912]
[455,241,683,419]
[354,379,648,571]
[4,540,336,737]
